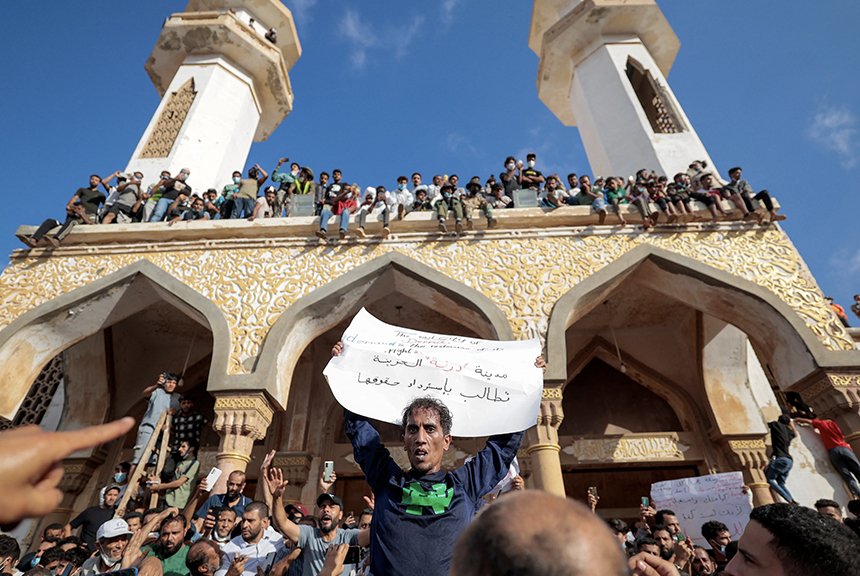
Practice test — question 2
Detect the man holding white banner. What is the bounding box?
[325,309,545,576]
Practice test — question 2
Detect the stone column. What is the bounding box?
[212,392,276,493]
[723,437,773,507]
[525,389,565,497]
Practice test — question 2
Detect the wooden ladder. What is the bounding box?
[115,410,173,516]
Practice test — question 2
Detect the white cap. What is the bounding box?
[96,518,132,541]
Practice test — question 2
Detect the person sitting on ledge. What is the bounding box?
[694,173,730,223]
[462,176,497,229]
[604,177,628,227]
[249,187,278,222]
[28,174,105,248]
[721,167,784,225]
[434,182,467,234]
[355,186,391,239]
[316,184,357,241]
[410,188,432,212]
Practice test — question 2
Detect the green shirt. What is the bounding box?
[165,458,199,509]
[144,543,189,576]
[237,178,259,200]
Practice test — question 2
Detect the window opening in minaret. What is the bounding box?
[625,57,685,134]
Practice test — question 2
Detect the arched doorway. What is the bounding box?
[0,260,228,544]
[258,253,513,510]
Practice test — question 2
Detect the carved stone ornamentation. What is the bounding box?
[796,372,860,418]
[0,355,64,430]
[0,229,853,376]
[271,452,313,487]
[212,393,275,477]
[721,435,772,507]
[140,78,197,158]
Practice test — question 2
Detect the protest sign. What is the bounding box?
[323,308,543,437]
[650,472,751,548]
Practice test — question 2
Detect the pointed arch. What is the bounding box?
[222,252,514,408]
[0,259,230,418]
[544,245,857,387]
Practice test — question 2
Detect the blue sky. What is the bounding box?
[2,1,859,316]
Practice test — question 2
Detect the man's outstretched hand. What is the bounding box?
[0,417,135,527]
[332,341,343,357]
[535,356,546,373]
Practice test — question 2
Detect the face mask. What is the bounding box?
[528,160,536,168]
[398,184,406,191]
[98,547,121,569]
[114,473,127,483]
[291,170,299,177]
[233,177,240,184]
[180,172,189,181]
[506,162,515,171]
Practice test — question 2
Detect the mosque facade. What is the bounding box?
[2,0,860,547]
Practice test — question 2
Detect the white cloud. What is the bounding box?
[339,9,378,69]
[808,103,858,170]
[441,0,462,28]
[289,0,317,28]
[338,10,425,69]
[394,15,425,59]
[447,133,477,156]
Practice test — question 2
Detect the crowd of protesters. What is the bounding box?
[26,156,785,247]
[2,350,860,576]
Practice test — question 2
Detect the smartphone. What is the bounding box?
[588,486,598,498]
[204,467,222,491]
[344,545,360,565]
[260,552,277,576]
[323,461,334,483]
[641,496,649,508]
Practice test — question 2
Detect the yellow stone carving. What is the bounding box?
[564,436,682,461]
[0,228,853,375]
[272,456,313,467]
[728,439,767,450]
[542,388,562,399]
[213,395,274,424]
[140,78,197,158]
[830,374,860,387]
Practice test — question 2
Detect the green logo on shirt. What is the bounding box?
[401,482,454,515]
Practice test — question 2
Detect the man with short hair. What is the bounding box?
[149,440,199,510]
[194,471,252,533]
[78,518,132,576]
[172,395,208,469]
[433,182,467,234]
[231,165,268,219]
[124,512,143,535]
[701,520,731,571]
[518,153,545,190]
[28,175,106,248]
[579,175,609,224]
[132,373,181,470]
[796,416,860,497]
[267,487,361,576]
[500,157,522,196]
[100,462,131,506]
[690,546,715,576]
[64,486,121,551]
[765,415,796,503]
[185,539,224,576]
[57,537,84,552]
[450,491,627,576]
[695,173,731,222]
[320,344,543,576]
[150,168,193,222]
[410,189,432,212]
[56,547,89,576]
[637,537,661,558]
[723,502,860,576]
[654,510,682,535]
[249,187,278,221]
[316,184,357,241]
[487,183,511,209]
[722,167,783,224]
[0,535,20,576]
[144,515,190,576]
[814,498,844,522]
[214,502,288,576]
[388,176,413,220]
[37,547,64,572]
[652,525,691,575]
[271,158,299,217]
[142,171,173,221]
[461,177,497,229]
[102,172,144,224]
[314,172,330,216]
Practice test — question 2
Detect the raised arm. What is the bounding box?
[254,164,268,186]
[265,467,300,543]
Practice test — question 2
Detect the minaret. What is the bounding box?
[127,0,301,192]
[529,0,717,178]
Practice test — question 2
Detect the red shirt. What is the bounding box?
[812,419,850,450]
[334,199,356,216]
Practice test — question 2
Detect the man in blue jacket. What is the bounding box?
[331,341,543,576]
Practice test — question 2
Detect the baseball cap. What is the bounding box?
[97,518,132,540]
[316,493,344,509]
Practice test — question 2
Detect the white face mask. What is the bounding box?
[506,162,515,171]
[528,160,536,168]
[98,546,122,569]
